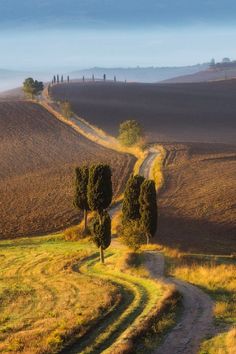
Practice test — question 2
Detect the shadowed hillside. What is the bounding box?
[158,143,236,254]
[51,80,236,145]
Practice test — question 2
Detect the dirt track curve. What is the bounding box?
[146,252,214,354]
[43,86,214,354]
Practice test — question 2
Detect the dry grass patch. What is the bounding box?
[0,235,120,353]
[168,253,236,354]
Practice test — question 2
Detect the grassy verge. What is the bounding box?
[150,144,166,191]
[165,251,236,353]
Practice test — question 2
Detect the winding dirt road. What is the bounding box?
[43,88,214,354]
[139,149,158,179]
[145,252,214,354]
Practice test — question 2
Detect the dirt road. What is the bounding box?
[145,252,214,354]
[43,88,214,354]
[139,149,158,179]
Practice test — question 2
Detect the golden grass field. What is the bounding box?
[0,234,178,354]
[165,250,236,354]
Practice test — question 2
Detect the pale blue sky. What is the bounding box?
[0,1,236,71]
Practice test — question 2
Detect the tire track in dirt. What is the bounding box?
[145,252,214,354]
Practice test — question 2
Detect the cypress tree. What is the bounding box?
[139,180,157,244]
[74,166,90,232]
[88,164,112,214]
[67,75,70,83]
[91,211,111,263]
[61,75,64,83]
[122,175,145,224]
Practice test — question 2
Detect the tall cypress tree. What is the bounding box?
[87,164,112,214]
[91,211,111,263]
[139,180,157,244]
[74,166,90,232]
[122,175,145,224]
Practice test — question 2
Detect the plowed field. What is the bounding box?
[0,101,135,238]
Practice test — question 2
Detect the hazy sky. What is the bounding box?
[1,0,236,71]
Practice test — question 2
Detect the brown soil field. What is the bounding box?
[158,143,236,255]
[51,80,236,145]
[0,100,135,238]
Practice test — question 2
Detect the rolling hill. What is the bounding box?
[162,62,236,83]
[159,142,236,254]
[0,100,135,238]
[70,64,208,83]
[51,80,236,145]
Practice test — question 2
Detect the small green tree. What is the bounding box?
[60,101,73,119]
[118,120,143,146]
[88,164,112,214]
[122,175,145,224]
[74,166,90,232]
[91,211,111,263]
[121,220,146,251]
[139,180,158,244]
[23,78,44,99]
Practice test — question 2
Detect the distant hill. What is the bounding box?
[162,61,236,83]
[70,64,208,83]
[51,80,236,145]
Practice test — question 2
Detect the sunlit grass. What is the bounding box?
[199,327,236,354]
[0,233,176,354]
[0,235,119,353]
[168,253,236,353]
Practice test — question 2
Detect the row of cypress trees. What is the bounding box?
[74,165,158,261]
[74,164,112,263]
[122,175,158,245]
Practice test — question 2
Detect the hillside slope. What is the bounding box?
[0,101,135,238]
[158,143,236,254]
[51,80,236,145]
[162,67,236,83]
